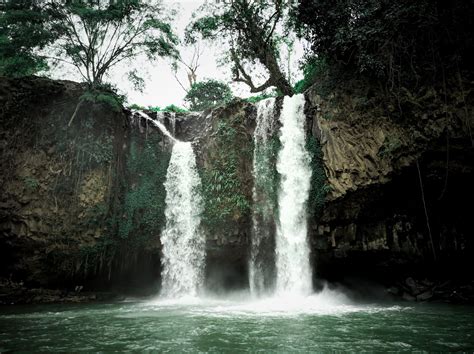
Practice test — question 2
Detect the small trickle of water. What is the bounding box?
[155,111,165,124]
[134,110,176,142]
[169,112,176,136]
[161,141,204,297]
[275,94,312,295]
[249,98,276,296]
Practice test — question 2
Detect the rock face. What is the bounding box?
[305,84,474,293]
[0,77,167,300]
[1,75,473,302]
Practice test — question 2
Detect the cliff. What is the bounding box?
[0,77,169,303]
[306,82,473,300]
[1,75,473,303]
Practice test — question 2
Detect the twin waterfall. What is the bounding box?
[250,94,313,296]
[137,93,312,298]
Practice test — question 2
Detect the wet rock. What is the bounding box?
[406,277,418,292]
[417,290,433,301]
[387,286,400,296]
[402,292,416,301]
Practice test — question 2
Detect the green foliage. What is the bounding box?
[128,103,146,110]
[114,134,170,243]
[306,135,330,218]
[81,203,108,229]
[127,69,145,92]
[378,136,402,158]
[81,84,125,112]
[23,176,39,191]
[185,80,233,111]
[186,15,220,42]
[293,56,327,94]
[186,1,294,95]
[162,104,188,113]
[293,0,474,91]
[253,134,281,217]
[76,134,113,165]
[0,1,54,76]
[1,1,178,85]
[245,93,277,104]
[201,120,251,227]
[65,114,115,175]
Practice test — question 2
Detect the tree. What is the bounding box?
[184,79,233,111]
[186,0,294,96]
[292,0,474,88]
[171,42,203,93]
[47,0,178,87]
[1,0,178,87]
[0,1,54,76]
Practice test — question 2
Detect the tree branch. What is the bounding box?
[231,49,274,92]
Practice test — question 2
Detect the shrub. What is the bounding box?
[185,79,233,111]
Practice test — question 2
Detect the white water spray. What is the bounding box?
[161,141,204,297]
[249,98,276,295]
[275,94,312,295]
[132,110,204,297]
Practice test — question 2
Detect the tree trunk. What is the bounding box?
[250,20,293,96]
[261,49,293,96]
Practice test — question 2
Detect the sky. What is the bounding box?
[49,0,304,108]
[113,0,222,108]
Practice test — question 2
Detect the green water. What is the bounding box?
[1,291,473,352]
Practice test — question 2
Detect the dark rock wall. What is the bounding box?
[0,77,168,297]
[305,83,474,292]
[1,76,472,301]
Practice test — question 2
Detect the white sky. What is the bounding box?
[113,0,219,108]
[48,0,304,108]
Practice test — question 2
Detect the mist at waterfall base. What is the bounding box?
[2,109,474,352]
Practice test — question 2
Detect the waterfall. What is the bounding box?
[161,141,205,297]
[132,110,204,297]
[249,98,277,295]
[275,94,313,295]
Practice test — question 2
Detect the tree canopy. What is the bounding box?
[0,1,53,76]
[3,0,472,107]
[1,0,178,87]
[186,0,295,96]
[292,0,474,89]
[184,79,233,111]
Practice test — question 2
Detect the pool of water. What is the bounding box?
[1,288,473,352]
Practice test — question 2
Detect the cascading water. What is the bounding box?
[161,141,204,297]
[169,112,176,136]
[134,110,176,142]
[275,94,313,295]
[249,98,277,295]
[133,110,204,297]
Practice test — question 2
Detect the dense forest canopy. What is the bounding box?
[1,0,473,108]
[292,0,474,91]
